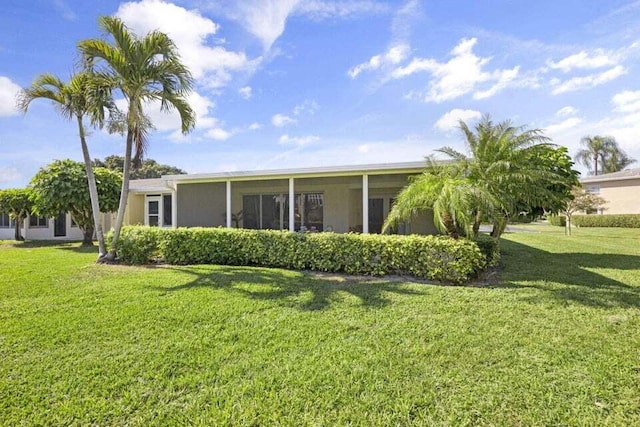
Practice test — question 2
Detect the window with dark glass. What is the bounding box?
[29,215,48,227]
[163,195,172,226]
[148,200,159,226]
[242,192,323,231]
[0,213,10,228]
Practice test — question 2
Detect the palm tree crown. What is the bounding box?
[77,16,195,258]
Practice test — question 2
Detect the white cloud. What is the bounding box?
[293,99,319,116]
[272,113,297,127]
[53,0,77,21]
[238,86,252,100]
[206,127,233,141]
[551,65,627,95]
[116,0,256,88]
[545,117,583,134]
[0,76,21,117]
[229,0,301,51]
[296,0,389,20]
[348,44,410,78]
[612,90,640,113]
[434,109,481,132]
[248,122,262,130]
[556,106,578,117]
[473,66,520,100]
[548,50,617,73]
[279,134,320,146]
[0,167,21,183]
[392,38,520,102]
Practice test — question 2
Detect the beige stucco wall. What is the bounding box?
[177,182,226,227]
[124,193,145,226]
[597,179,640,214]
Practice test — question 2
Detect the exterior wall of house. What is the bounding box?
[177,182,226,227]
[0,214,97,241]
[597,179,640,214]
[124,194,145,225]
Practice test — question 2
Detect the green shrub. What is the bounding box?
[115,226,493,283]
[108,226,163,264]
[572,214,640,228]
[475,234,500,267]
[547,215,566,227]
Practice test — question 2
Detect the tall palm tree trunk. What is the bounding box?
[107,127,134,259]
[593,153,598,176]
[77,115,107,259]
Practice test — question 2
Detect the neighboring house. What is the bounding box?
[581,168,640,214]
[126,161,437,235]
[0,212,112,241]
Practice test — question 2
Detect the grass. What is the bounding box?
[1,225,639,425]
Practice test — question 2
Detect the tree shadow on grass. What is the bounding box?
[497,239,640,309]
[147,265,430,311]
[0,240,95,253]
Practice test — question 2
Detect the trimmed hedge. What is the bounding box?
[547,215,566,227]
[475,234,500,267]
[572,214,640,228]
[112,226,497,284]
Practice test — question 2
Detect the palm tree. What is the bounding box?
[602,146,636,174]
[78,16,195,260]
[18,72,115,259]
[574,135,618,176]
[383,159,495,239]
[438,115,552,238]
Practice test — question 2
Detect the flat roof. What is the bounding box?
[581,167,640,184]
[161,161,428,184]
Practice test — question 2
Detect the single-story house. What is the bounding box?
[581,168,640,214]
[125,161,437,235]
[0,212,112,241]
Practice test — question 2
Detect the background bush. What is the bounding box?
[547,215,566,227]
[572,214,640,228]
[114,226,495,283]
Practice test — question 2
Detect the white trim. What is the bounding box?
[226,180,231,228]
[289,178,295,232]
[171,191,177,228]
[362,174,369,234]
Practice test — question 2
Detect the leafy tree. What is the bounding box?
[79,16,195,260]
[18,71,115,259]
[30,160,121,246]
[575,135,636,175]
[0,189,33,241]
[560,187,607,236]
[94,155,186,179]
[517,145,580,218]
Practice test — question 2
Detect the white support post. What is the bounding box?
[289,178,295,232]
[362,174,369,234]
[226,180,232,228]
[171,190,178,228]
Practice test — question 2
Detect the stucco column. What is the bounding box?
[226,180,232,228]
[289,177,295,232]
[362,174,369,234]
[171,190,177,228]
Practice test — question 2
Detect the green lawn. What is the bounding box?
[1,225,639,425]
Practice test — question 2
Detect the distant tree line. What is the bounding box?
[93,155,186,179]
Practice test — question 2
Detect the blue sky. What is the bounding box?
[2,0,640,188]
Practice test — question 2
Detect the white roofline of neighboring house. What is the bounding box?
[160,161,429,185]
[581,168,640,184]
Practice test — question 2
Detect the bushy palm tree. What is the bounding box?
[439,115,553,238]
[78,16,195,259]
[18,72,115,259]
[575,135,635,175]
[385,115,563,240]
